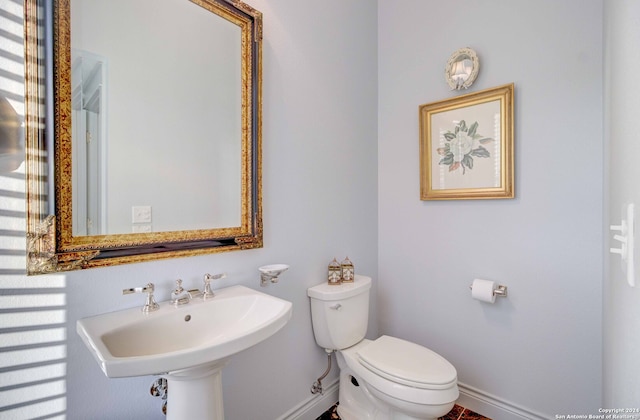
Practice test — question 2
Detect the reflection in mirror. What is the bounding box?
[449,56,472,85]
[71,50,106,235]
[25,0,263,274]
[70,0,242,235]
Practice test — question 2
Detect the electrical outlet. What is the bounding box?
[132,206,152,223]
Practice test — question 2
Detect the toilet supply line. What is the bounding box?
[310,349,334,395]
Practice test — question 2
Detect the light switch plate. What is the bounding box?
[132,206,152,224]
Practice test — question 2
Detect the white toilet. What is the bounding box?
[307,275,459,420]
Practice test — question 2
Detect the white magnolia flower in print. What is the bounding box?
[437,120,493,174]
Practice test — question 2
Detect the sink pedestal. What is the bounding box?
[164,359,229,420]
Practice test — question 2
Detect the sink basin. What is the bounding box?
[77,285,293,378]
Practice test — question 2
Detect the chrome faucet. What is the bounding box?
[170,279,190,306]
[123,282,159,313]
[203,273,226,299]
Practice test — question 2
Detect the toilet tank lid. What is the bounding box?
[307,275,371,301]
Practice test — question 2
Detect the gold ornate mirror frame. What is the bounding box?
[25,0,263,275]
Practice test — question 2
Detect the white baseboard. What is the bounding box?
[457,382,550,420]
[277,378,339,420]
[277,379,549,420]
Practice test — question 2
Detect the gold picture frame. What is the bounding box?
[419,84,514,200]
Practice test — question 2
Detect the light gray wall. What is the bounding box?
[5,0,629,418]
[73,0,242,233]
[377,0,603,416]
[604,0,640,407]
[1,0,377,418]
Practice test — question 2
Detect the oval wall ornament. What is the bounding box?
[445,47,479,90]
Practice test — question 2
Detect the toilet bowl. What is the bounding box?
[307,275,459,420]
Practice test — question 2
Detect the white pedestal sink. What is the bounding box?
[77,285,292,419]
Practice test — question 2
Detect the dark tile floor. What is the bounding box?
[316,403,491,420]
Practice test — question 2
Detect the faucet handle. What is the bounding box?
[123,282,159,313]
[203,273,226,299]
[205,273,227,281]
[122,282,154,295]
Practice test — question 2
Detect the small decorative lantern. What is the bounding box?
[340,256,354,283]
[328,258,342,285]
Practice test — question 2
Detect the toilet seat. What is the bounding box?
[340,338,459,406]
[356,335,457,390]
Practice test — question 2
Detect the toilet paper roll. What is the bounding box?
[471,279,496,303]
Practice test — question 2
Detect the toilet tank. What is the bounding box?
[307,275,371,350]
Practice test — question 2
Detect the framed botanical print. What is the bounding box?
[419,84,514,200]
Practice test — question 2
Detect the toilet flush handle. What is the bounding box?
[329,303,342,310]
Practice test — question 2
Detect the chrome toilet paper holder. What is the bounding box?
[468,283,508,297]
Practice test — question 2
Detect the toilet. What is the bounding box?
[307,275,459,420]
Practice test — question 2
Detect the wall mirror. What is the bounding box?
[25,0,263,275]
[445,47,479,90]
